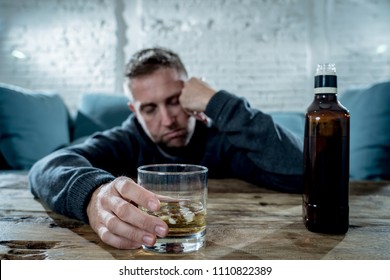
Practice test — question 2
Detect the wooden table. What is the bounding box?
[1,171,389,260]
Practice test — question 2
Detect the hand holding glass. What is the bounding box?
[137,164,208,253]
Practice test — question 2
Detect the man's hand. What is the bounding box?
[180,77,216,113]
[86,177,168,249]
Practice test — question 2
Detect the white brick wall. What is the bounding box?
[0,0,118,112]
[126,0,311,111]
[1,0,389,113]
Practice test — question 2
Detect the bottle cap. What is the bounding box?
[316,63,336,76]
[314,63,337,94]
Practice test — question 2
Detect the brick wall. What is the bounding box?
[0,0,118,112]
[1,0,389,113]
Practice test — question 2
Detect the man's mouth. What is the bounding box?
[163,128,187,141]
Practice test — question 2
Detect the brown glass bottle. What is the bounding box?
[303,64,350,234]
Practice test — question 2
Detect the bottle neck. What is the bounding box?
[314,74,337,94]
[314,93,338,102]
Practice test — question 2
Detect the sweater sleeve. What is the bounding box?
[28,123,140,223]
[29,150,115,223]
[205,90,304,193]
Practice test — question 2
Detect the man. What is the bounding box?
[29,47,303,249]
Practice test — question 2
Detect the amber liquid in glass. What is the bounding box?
[141,200,206,236]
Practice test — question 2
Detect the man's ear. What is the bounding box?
[128,102,136,114]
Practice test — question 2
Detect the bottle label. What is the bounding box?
[314,87,337,94]
[314,75,337,88]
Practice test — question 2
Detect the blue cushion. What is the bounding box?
[0,84,70,169]
[269,111,305,143]
[339,81,390,180]
[72,93,131,140]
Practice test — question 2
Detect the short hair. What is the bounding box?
[124,47,188,80]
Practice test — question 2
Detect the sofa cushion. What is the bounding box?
[269,111,305,143]
[72,93,131,140]
[0,84,70,170]
[339,81,390,180]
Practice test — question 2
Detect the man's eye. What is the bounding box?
[168,97,180,106]
[141,106,156,115]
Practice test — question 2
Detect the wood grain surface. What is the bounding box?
[1,172,389,260]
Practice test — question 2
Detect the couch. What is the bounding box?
[1,81,390,180]
[271,81,390,181]
[0,83,130,170]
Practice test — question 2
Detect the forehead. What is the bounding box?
[130,68,185,103]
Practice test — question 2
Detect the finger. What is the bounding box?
[114,177,160,211]
[97,225,143,249]
[194,111,208,121]
[101,208,158,248]
[181,106,195,117]
[108,194,168,237]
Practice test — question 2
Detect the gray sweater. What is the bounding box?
[29,90,304,224]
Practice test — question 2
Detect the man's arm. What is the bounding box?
[208,90,303,192]
[28,127,168,249]
[181,78,303,193]
[28,148,115,222]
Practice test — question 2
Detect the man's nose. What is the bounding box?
[159,107,175,126]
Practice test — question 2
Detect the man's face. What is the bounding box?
[129,68,195,148]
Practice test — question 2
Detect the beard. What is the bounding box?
[137,114,196,148]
